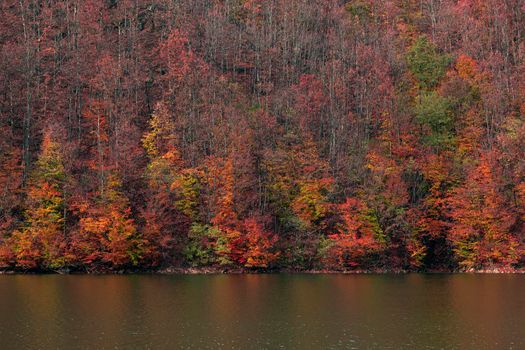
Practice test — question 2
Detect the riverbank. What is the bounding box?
[0,267,392,275]
[1,266,525,274]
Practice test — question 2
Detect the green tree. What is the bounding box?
[406,36,450,89]
[183,223,218,267]
[415,92,454,150]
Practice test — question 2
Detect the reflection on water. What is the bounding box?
[0,274,524,349]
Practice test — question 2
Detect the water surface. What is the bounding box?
[0,274,523,349]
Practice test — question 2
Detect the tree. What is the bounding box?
[321,198,384,270]
[10,131,67,269]
[205,156,244,266]
[415,91,454,150]
[71,174,142,269]
[0,131,23,267]
[448,154,520,270]
[242,218,279,269]
[364,117,414,268]
[412,153,455,270]
[141,102,190,266]
[406,36,450,89]
[0,0,524,273]
[292,178,333,230]
[183,223,218,267]
[263,134,334,268]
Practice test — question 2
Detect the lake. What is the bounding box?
[0,274,523,349]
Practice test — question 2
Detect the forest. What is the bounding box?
[0,0,524,272]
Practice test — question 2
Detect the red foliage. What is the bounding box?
[242,218,279,269]
[323,198,383,270]
[0,0,524,272]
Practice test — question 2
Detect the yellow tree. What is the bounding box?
[143,102,184,264]
[11,132,67,269]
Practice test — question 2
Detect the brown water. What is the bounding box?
[0,274,523,349]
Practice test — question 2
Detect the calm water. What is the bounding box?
[0,274,524,349]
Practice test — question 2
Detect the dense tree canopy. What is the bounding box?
[0,0,524,272]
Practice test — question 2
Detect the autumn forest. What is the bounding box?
[0,0,524,272]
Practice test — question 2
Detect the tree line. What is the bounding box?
[1,0,524,272]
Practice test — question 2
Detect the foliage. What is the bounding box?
[9,132,67,269]
[406,36,450,89]
[242,218,279,269]
[415,92,454,150]
[183,223,218,267]
[448,155,520,270]
[1,0,524,272]
[71,174,143,269]
[321,198,385,270]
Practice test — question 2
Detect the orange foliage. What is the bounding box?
[7,132,68,269]
[71,175,142,268]
[448,154,520,270]
[323,198,383,270]
[243,218,279,268]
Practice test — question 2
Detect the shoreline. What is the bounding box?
[1,267,524,275]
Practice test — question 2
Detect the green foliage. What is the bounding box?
[345,1,371,20]
[406,36,450,89]
[173,171,201,221]
[452,237,479,269]
[142,102,180,189]
[183,224,217,267]
[361,209,386,244]
[415,92,454,149]
[183,223,242,267]
[210,228,235,266]
[317,236,334,260]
